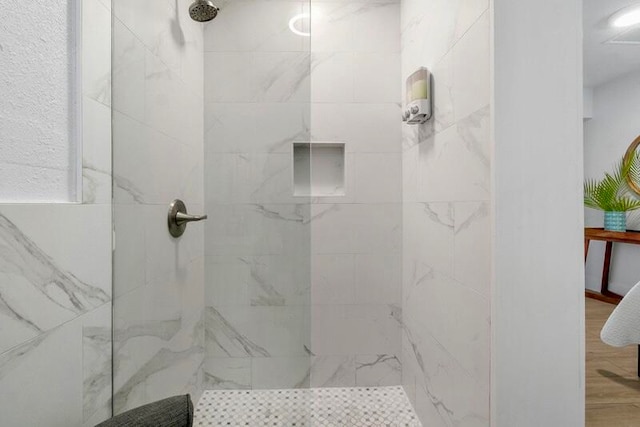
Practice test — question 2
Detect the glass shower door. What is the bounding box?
[111,0,312,414]
[201,0,313,390]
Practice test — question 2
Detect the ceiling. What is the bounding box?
[584,0,640,87]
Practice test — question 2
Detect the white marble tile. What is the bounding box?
[405,325,489,427]
[311,254,356,305]
[353,53,402,103]
[355,354,401,386]
[454,0,490,41]
[454,201,491,297]
[204,53,254,102]
[113,0,185,79]
[0,205,111,354]
[144,50,201,143]
[205,254,310,307]
[354,253,401,305]
[310,355,356,387]
[353,2,400,53]
[206,306,309,358]
[402,145,419,202]
[416,105,490,202]
[401,0,455,71]
[431,50,455,133]
[113,203,146,299]
[312,304,401,356]
[311,53,355,103]
[311,103,402,153]
[452,11,490,122]
[404,269,489,386]
[403,202,454,277]
[205,153,295,204]
[113,112,180,204]
[83,0,112,106]
[413,383,449,427]
[349,305,402,356]
[353,53,401,103]
[401,2,491,426]
[112,18,146,121]
[205,255,252,307]
[310,204,401,254]
[83,304,113,426]
[0,318,83,427]
[205,103,310,154]
[82,96,112,204]
[204,357,252,390]
[311,2,357,53]
[401,333,417,406]
[203,1,308,53]
[206,204,311,257]
[251,357,311,389]
[354,153,402,203]
[311,305,353,356]
[113,294,204,413]
[253,52,311,103]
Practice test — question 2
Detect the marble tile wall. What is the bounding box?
[203,0,403,390]
[203,0,313,390]
[309,0,403,389]
[400,0,491,425]
[0,0,113,425]
[111,0,206,415]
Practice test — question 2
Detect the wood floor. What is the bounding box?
[586,298,640,426]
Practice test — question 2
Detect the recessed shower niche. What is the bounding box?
[293,142,346,197]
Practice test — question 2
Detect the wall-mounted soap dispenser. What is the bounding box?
[402,67,432,125]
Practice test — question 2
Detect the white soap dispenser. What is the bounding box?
[402,67,432,125]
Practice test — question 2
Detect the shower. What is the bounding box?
[189,0,219,22]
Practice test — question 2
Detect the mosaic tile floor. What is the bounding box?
[194,386,422,427]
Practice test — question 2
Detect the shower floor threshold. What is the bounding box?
[194,386,422,426]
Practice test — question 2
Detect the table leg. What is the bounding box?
[601,241,613,295]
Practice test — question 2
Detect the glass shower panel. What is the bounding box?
[111,0,312,413]
[201,0,313,390]
[111,0,208,413]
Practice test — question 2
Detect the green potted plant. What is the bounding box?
[584,153,640,232]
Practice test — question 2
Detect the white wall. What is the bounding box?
[492,0,585,426]
[584,71,640,295]
[401,0,492,424]
[0,0,82,202]
[584,87,593,120]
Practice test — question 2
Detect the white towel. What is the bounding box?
[601,281,640,347]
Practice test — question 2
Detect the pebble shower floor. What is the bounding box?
[194,386,422,426]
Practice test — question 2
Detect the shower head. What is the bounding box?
[189,0,219,22]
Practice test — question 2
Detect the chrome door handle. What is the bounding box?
[168,199,207,238]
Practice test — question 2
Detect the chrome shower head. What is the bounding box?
[189,0,219,22]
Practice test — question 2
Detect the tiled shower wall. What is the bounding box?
[202,0,314,390]
[308,0,402,387]
[111,0,206,414]
[203,0,403,389]
[400,0,491,424]
[0,0,113,425]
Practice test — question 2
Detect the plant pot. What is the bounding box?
[604,211,627,232]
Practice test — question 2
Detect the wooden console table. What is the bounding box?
[584,228,640,304]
